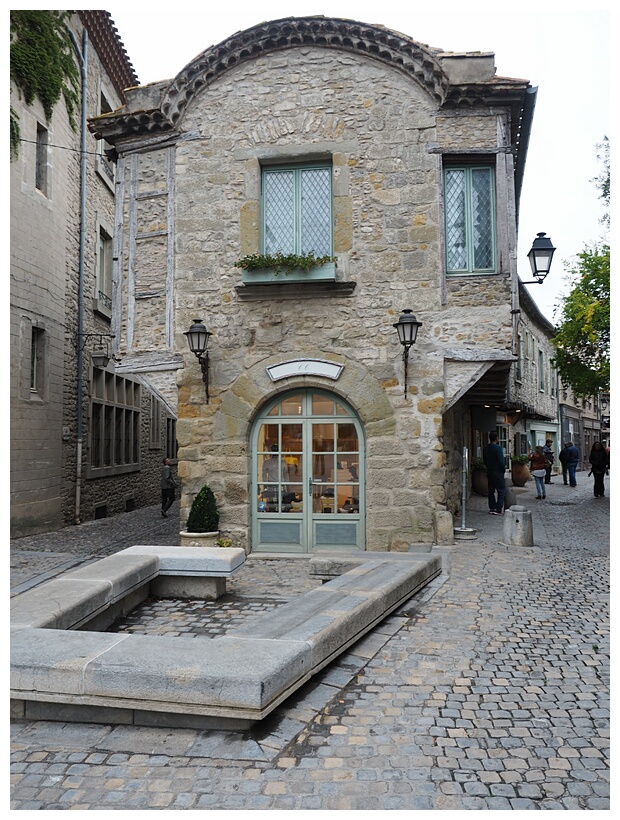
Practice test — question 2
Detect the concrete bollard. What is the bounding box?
[504,487,517,510]
[502,504,533,547]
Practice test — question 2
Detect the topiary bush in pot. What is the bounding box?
[186,484,219,533]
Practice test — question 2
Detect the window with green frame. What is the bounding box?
[444,164,496,274]
[262,163,333,257]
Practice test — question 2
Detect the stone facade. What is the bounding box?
[92,17,538,549]
[507,285,561,466]
[10,12,173,537]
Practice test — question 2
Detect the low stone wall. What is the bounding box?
[11,547,441,729]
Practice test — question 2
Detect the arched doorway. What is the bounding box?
[250,389,365,553]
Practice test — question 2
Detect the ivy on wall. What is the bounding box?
[10,10,80,159]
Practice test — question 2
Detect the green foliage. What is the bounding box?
[511,455,530,465]
[186,485,220,533]
[471,457,486,471]
[234,251,336,275]
[10,10,80,159]
[591,136,609,229]
[552,244,610,397]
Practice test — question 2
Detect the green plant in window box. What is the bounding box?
[234,251,336,276]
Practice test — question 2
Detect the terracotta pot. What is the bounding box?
[511,463,530,487]
[472,469,488,496]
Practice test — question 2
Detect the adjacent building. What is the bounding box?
[10,11,176,537]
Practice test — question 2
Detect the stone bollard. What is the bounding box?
[502,504,533,547]
[504,487,517,510]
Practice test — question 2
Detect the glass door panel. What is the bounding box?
[252,390,364,552]
[281,394,303,415]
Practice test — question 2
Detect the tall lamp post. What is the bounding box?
[393,309,422,399]
[184,319,212,403]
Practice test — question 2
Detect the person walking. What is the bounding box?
[559,441,571,485]
[529,445,549,499]
[160,457,177,517]
[589,440,610,498]
[543,439,555,485]
[564,440,580,487]
[483,431,506,515]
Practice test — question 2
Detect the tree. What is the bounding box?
[552,140,610,398]
[591,136,609,230]
[552,243,610,397]
[10,10,79,159]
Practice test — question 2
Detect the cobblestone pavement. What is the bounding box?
[10,480,611,810]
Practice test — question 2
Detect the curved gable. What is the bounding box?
[163,17,449,125]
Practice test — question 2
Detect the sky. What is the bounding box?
[104,1,612,323]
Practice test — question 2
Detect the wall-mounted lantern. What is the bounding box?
[91,345,110,369]
[184,318,212,403]
[79,332,115,369]
[392,309,422,399]
[522,232,556,284]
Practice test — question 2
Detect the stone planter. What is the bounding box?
[179,531,219,547]
[472,469,488,497]
[240,262,336,285]
[511,462,530,487]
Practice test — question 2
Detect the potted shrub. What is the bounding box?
[471,456,488,497]
[511,454,531,487]
[180,484,220,547]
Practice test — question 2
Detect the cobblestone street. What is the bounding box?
[10,480,610,810]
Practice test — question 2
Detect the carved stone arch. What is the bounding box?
[162,16,449,126]
[212,351,396,445]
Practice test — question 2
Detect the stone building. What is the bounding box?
[91,16,546,552]
[10,11,176,537]
[505,283,560,468]
[559,385,606,471]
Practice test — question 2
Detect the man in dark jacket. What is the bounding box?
[559,441,580,487]
[559,442,570,485]
[160,457,177,517]
[483,431,506,515]
[543,439,555,485]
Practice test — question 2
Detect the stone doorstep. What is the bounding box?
[10,549,441,728]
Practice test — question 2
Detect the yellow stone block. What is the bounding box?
[417,397,444,414]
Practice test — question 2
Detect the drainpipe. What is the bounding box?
[69,26,88,525]
[511,87,538,357]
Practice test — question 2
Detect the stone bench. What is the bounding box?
[11,549,441,729]
[123,545,246,601]
[10,546,246,633]
[308,550,436,583]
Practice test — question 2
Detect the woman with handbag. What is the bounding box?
[529,446,550,499]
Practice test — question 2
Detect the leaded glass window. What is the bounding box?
[263,164,332,257]
[444,166,496,273]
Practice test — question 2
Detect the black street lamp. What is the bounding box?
[184,318,212,403]
[522,232,556,284]
[393,309,422,399]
